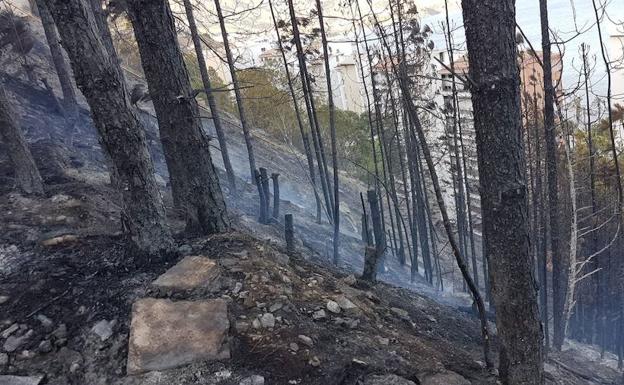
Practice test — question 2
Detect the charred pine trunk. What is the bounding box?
[365,189,384,281]
[271,173,280,219]
[259,167,271,216]
[285,213,294,252]
[0,83,44,196]
[286,0,333,222]
[268,0,321,223]
[213,0,257,183]
[539,0,565,352]
[315,0,340,265]
[182,0,236,192]
[126,0,228,235]
[462,0,544,382]
[45,0,173,254]
[255,169,268,224]
[35,0,78,125]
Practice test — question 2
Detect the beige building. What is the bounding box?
[610,25,624,107]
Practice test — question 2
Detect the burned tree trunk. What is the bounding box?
[268,0,321,223]
[259,167,271,216]
[255,169,268,224]
[364,189,384,282]
[0,83,44,196]
[126,0,228,235]
[271,173,280,219]
[462,0,544,382]
[539,0,565,352]
[315,0,340,265]
[285,213,294,252]
[182,0,236,192]
[213,0,256,182]
[35,0,78,124]
[45,0,173,254]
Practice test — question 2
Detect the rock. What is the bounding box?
[363,374,416,385]
[233,282,243,294]
[342,274,357,286]
[269,303,283,312]
[289,343,299,352]
[52,324,67,339]
[151,256,220,292]
[177,244,192,255]
[312,309,327,320]
[3,330,33,352]
[308,356,321,367]
[235,321,250,333]
[41,234,78,247]
[1,324,18,339]
[0,296,8,305]
[38,340,52,353]
[0,375,44,385]
[376,336,390,345]
[126,298,229,374]
[0,353,7,366]
[91,319,115,341]
[326,300,341,314]
[17,350,35,360]
[239,375,265,385]
[69,362,80,373]
[335,295,357,310]
[252,319,262,329]
[35,315,53,329]
[390,307,410,321]
[418,371,471,385]
[260,313,275,329]
[297,335,313,347]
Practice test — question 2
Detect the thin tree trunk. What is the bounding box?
[182,0,236,192]
[126,0,228,235]
[0,83,44,196]
[213,0,257,182]
[315,0,340,265]
[35,0,78,124]
[462,0,544,382]
[268,0,321,223]
[286,0,333,222]
[45,0,173,254]
[539,0,566,351]
[365,0,492,367]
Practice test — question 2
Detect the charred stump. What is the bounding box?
[271,173,280,219]
[285,213,294,252]
[255,169,268,224]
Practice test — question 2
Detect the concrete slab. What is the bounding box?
[127,298,229,375]
[152,256,219,291]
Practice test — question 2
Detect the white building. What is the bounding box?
[610,23,624,107]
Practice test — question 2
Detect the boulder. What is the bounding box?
[126,298,229,374]
[152,256,219,292]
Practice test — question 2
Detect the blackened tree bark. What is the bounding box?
[87,0,117,62]
[314,0,340,265]
[126,0,228,235]
[539,0,566,351]
[35,0,78,123]
[45,0,173,254]
[182,0,236,192]
[268,0,321,222]
[213,0,257,182]
[0,83,44,196]
[462,0,544,382]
